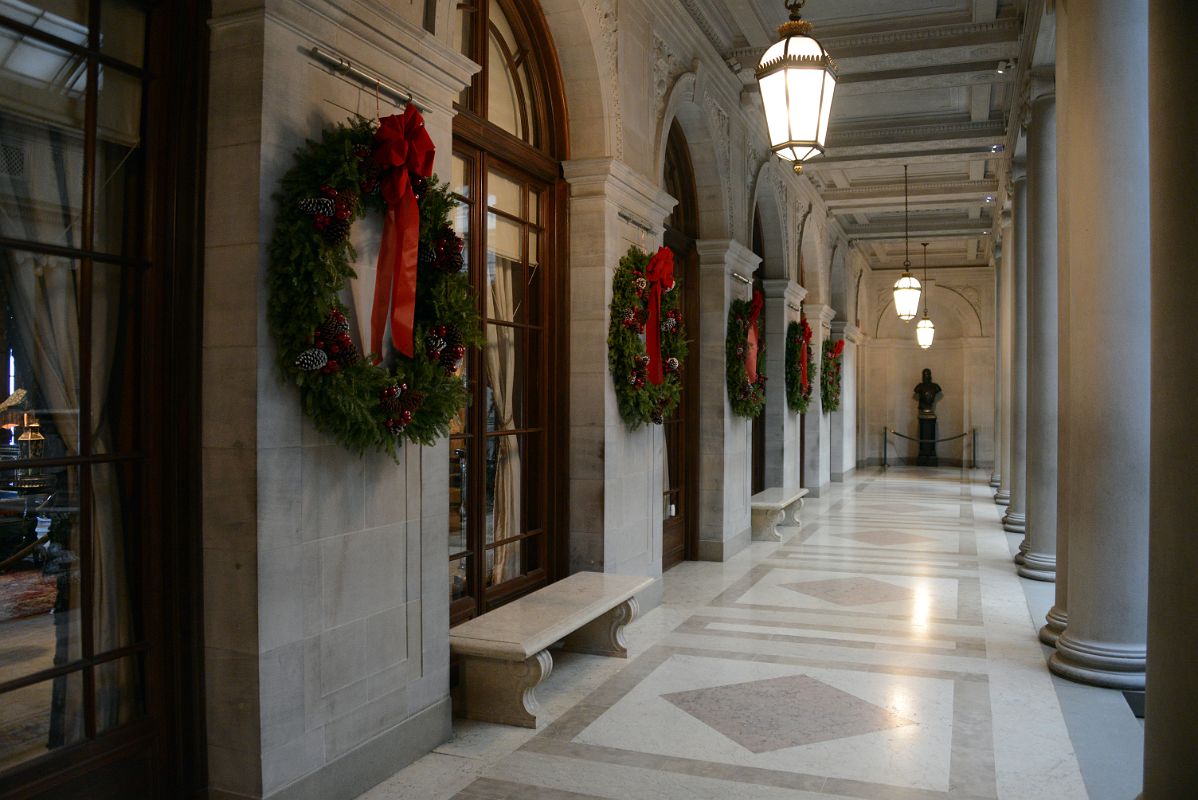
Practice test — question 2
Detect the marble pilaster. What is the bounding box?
[1019,79,1058,581]
[1002,168,1027,536]
[801,303,836,497]
[1048,0,1149,690]
[989,243,1003,489]
[1144,0,1198,789]
[762,279,807,489]
[830,321,863,482]
[695,239,760,561]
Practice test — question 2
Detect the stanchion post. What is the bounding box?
[972,428,977,469]
[883,427,888,469]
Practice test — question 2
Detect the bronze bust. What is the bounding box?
[914,368,942,419]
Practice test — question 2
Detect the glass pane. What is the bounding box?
[451,153,470,199]
[485,434,522,549]
[519,430,542,534]
[449,438,467,557]
[0,107,86,252]
[95,654,144,734]
[0,671,84,772]
[0,251,81,460]
[485,213,523,323]
[453,0,475,106]
[449,555,469,601]
[486,169,520,217]
[486,533,540,589]
[0,463,83,672]
[453,200,470,274]
[91,461,137,650]
[95,68,144,256]
[101,0,147,68]
[484,324,523,432]
[524,229,541,327]
[529,188,541,225]
[485,14,531,143]
[92,264,137,454]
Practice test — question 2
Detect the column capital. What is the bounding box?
[804,302,836,328]
[831,321,864,344]
[1030,68,1056,103]
[1010,160,1028,184]
[695,239,761,298]
[762,278,807,309]
[562,157,677,233]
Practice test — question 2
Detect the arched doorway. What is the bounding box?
[448,0,568,623]
[661,120,699,571]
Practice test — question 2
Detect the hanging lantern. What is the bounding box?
[915,242,935,348]
[916,316,936,349]
[893,164,921,320]
[755,0,837,174]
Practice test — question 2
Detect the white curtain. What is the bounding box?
[0,113,135,741]
[485,256,521,585]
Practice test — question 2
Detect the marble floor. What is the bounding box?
[359,467,1143,800]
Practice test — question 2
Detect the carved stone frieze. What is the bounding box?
[592,0,622,158]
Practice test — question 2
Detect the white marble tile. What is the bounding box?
[732,566,961,620]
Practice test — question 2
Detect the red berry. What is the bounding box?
[320,184,337,197]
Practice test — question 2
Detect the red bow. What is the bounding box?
[800,319,812,392]
[745,289,764,382]
[644,247,676,385]
[370,105,435,359]
[831,339,845,358]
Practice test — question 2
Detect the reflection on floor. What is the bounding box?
[0,570,58,771]
[360,468,1143,800]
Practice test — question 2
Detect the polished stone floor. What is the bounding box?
[360,467,1143,800]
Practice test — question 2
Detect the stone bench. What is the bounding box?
[449,571,652,728]
[750,486,809,542]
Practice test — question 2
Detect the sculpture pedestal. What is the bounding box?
[917,416,938,466]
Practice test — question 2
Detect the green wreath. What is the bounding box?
[786,319,814,414]
[268,114,481,456]
[607,246,688,427]
[821,337,846,413]
[726,295,767,418]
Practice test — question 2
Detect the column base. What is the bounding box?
[1049,632,1146,690]
[1017,549,1056,582]
[1002,511,1025,533]
[1039,605,1068,647]
[989,473,1001,488]
[994,490,1010,506]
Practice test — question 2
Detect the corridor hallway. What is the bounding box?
[362,469,1143,800]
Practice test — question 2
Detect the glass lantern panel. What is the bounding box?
[786,68,824,142]
[817,72,837,148]
[758,71,791,152]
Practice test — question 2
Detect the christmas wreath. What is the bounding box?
[268,109,481,456]
[607,246,688,427]
[786,319,814,414]
[726,290,767,418]
[821,338,846,413]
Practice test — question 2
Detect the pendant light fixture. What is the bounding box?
[916,242,936,349]
[755,0,838,174]
[892,165,921,321]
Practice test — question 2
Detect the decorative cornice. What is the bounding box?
[677,0,729,58]
[821,179,999,200]
[821,18,1021,55]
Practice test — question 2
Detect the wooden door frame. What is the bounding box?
[662,228,700,565]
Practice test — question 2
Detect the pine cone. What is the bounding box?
[296,348,328,372]
[323,218,351,246]
[418,243,437,271]
[299,197,335,217]
[319,309,350,338]
[424,332,446,360]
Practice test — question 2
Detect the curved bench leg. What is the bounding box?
[458,649,553,728]
[791,497,805,527]
[751,507,785,542]
[563,597,639,658]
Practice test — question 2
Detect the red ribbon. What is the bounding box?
[831,339,845,358]
[644,247,676,386]
[370,105,435,359]
[799,319,812,392]
[745,289,764,382]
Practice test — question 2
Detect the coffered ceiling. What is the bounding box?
[693,0,1029,271]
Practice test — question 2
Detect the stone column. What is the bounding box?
[830,321,863,481]
[1002,169,1027,535]
[989,241,1003,489]
[1143,0,1198,790]
[1018,78,1058,581]
[1048,0,1149,690]
[695,240,760,561]
[994,209,1014,506]
[762,279,807,488]
[1041,1,1072,645]
[802,303,836,496]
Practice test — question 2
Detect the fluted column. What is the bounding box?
[1018,78,1058,581]
[1002,167,1027,535]
[994,209,1014,506]
[989,242,1003,489]
[1041,0,1072,646]
[1143,0,1198,791]
[1048,0,1149,689]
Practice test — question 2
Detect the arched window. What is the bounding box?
[448,0,567,624]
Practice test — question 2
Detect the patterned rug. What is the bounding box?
[0,569,58,620]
